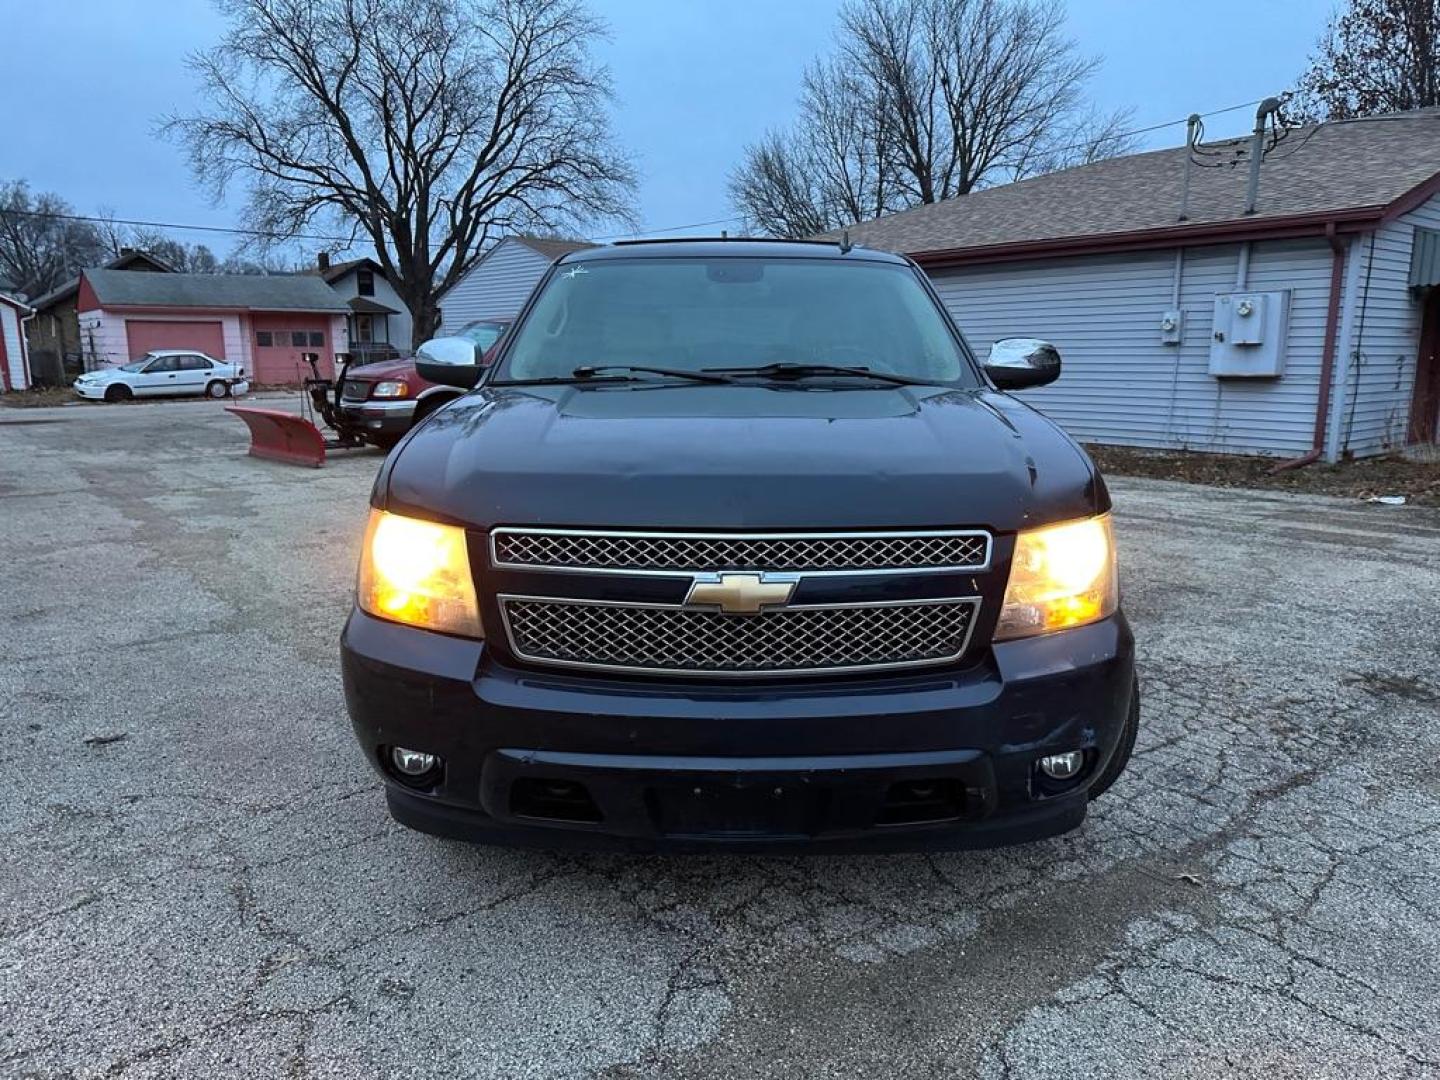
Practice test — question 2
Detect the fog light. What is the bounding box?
[1038,750,1085,780]
[390,747,439,776]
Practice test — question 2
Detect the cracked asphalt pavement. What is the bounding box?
[2,398,1438,1078]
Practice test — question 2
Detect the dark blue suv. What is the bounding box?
[340,239,1137,852]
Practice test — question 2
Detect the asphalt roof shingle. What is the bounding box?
[84,269,348,312]
[830,111,1440,257]
[510,236,598,261]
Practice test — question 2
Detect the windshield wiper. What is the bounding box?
[572,365,735,384]
[701,362,934,387]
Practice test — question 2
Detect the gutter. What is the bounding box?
[1273,221,1349,471]
[907,206,1385,271]
[19,307,37,389]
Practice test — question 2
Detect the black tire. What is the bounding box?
[1089,674,1139,801]
[104,383,133,403]
[205,380,228,399]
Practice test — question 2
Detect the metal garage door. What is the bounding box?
[125,320,226,362]
[250,316,331,384]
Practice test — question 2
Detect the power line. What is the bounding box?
[3,203,748,248]
[1,206,357,244]
[1042,97,1267,158]
[589,215,745,241]
[1,97,1274,247]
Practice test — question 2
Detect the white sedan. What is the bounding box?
[74,350,249,403]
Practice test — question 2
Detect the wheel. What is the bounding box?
[205,380,228,399]
[1089,674,1139,801]
[104,383,133,403]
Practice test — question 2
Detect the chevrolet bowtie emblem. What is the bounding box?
[685,572,797,615]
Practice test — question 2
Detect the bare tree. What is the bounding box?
[1290,0,1440,121]
[730,0,1134,237]
[0,181,108,297]
[166,0,634,346]
[1001,104,1137,181]
[730,60,906,237]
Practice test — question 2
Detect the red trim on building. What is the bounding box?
[76,274,99,312]
[907,206,1386,270]
[1313,225,1349,453]
[0,310,10,392]
[1378,171,1440,224]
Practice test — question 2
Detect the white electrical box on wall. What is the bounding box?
[1209,290,1290,377]
[1159,309,1184,345]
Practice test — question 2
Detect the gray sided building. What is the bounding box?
[436,236,597,335]
[834,109,1440,461]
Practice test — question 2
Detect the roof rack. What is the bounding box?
[609,235,855,249]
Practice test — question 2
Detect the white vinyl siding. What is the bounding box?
[929,238,1341,457]
[332,268,413,350]
[1332,197,1440,456]
[2,304,27,390]
[437,239,551,334]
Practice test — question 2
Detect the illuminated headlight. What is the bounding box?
[357,510,482,637]
[995,514,1117,640]
[371,381,410,398]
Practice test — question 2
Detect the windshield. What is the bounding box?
[120,357,152,372]
[454,321,506,351]
[496,257,977,385]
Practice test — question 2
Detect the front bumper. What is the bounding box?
[341,608,1135,852]
[73,382,110,400]
[340,398,416,436]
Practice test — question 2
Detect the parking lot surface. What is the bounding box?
[2,398,1438,1079]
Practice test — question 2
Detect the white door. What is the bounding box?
[175,354,214,394]
[133,354,182,396]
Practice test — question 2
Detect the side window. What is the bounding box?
[180,355,211,371]
[255,331,273,347]
[145,356,179,373]
[308,331,325,347]
[291,331,307,347]
[357,269,375,297]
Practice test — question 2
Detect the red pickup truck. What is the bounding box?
[339,318,510,447]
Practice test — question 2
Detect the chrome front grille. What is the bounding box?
[491,528,991,573]
[499,596,980,677]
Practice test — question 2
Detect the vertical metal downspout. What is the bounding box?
[1312,224,1349,455]
[1275,222,1347,472]
[1325,232,1367,462]
[19,309,36,390]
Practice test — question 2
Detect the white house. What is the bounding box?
[0,288,33,391]
[316,256,413,355]
[437,236,595,335]
[835,109,1440,461]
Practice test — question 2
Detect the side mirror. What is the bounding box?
[414,336,485,390]
[984,338,1061,390]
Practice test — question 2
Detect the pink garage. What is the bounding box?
[76,269,349,384]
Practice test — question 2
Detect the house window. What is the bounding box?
[291,331,307,347]
[308,331,325,347]
[255,331,273,347]
[357,269,375,297]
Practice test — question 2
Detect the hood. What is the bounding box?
[378,384,1106,534]
[344,358,415,381]
[77,367,128,383]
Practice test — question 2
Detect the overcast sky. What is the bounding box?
[1,0,1332,260]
